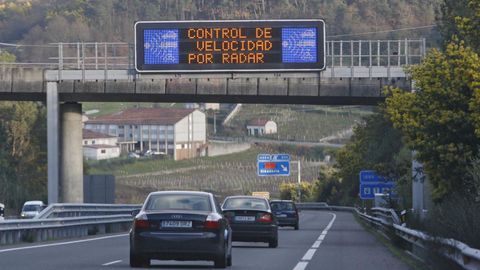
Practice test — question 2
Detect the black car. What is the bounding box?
[130,191,232,268]
[222,196,278,248]
[270,200,299,230]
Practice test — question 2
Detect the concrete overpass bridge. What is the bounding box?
[0,39,426,204]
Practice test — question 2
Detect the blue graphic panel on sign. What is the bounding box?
[360,182,395,200]
[257,154,290,176]
[282,28,317,63]
[360,170,389,183]
[144,29,179,64]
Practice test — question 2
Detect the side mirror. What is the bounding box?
[131,209,140,217]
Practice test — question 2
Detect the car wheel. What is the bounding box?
[294,223,299,230]
[227,252,232,267]
[268,237,278,248]
[214,245,227,268]
[130,250,150,268]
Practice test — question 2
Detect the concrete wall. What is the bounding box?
[1,67,412,105]
[207,142,251,157]
[83,146,120,160]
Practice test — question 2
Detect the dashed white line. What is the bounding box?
[301,249,317,261]
[0,234,128,253]
[102,260,122,266]
[293,261,309,270]
[292,213,337,270]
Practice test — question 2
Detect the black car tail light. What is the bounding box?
[134,214,150,229]
[204,213,222,229]
[258,213,273,223]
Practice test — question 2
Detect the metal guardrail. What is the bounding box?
[296,203,480,269]
[0,203,141,245]
[0,215,133,245]
[35,203,142,219]
[355,207,480,270]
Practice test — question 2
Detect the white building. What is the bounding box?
[82,129,120,160]
[84,108,206,160]
[246,119,277,136]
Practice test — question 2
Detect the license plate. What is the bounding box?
[276,214,287,218]
[161,220,192,228]
[235,216,255,222]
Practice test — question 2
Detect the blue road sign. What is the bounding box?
[359,170,395,200]
[359,182,395,200]
[359,170,389,183]
[257,154,290,176]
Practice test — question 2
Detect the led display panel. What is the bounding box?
[135,20,325,73]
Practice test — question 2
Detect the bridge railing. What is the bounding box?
[1,39,426,70]
[327,39,426,67]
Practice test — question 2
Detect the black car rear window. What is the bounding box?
[223,197,269,211]
[271,202,295,211]
[145,194,212,211]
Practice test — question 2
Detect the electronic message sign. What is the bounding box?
[134,20,325,73]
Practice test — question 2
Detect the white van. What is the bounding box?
[20,201,46,219]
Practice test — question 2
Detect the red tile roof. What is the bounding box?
[247,119,271,126]
[83,129,115,139]
[86,108,196,125]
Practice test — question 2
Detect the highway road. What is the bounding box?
[0,211,410,270]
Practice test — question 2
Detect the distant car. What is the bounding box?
[270,200,299,230]
[221,196,278,248]
[130,191,232,268]
[128,152,140,159]
[20,201,46,219]
[0,203,4,221]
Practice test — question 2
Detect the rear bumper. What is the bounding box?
[277,217,298,226]
[131,231,225,260]
[230,223,277,242]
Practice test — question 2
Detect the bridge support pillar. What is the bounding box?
[60,102,84,203]
[47,82,59,204]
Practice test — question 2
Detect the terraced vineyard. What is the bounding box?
[222,104,372,142]
[116,159,322,203]
[107,147,325,203]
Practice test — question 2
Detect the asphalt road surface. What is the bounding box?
[0,211,411,270]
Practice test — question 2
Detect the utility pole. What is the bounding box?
[295,160,301,202]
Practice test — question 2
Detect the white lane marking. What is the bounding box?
[0,234,128,253]
[293,261,308,270]
[102,260,122,266]
[292,213,336,270]
[301,249,317,261]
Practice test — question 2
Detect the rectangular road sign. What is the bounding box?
[360,182,395,200]
[257,154,290,176]
[359,170,395,200]
[359,170,389,183]
[135,19,325,73]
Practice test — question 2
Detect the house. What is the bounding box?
[246,119,277,136]
[84,108,206,160]
[82,129,120,160]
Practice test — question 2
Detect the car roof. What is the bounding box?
[23,201,44,205]
[224,195,269,201]
[147,191,212,196]
[270,200,295,203]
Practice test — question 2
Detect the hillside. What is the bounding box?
[1,0,440,61]
[219,104,372,142]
